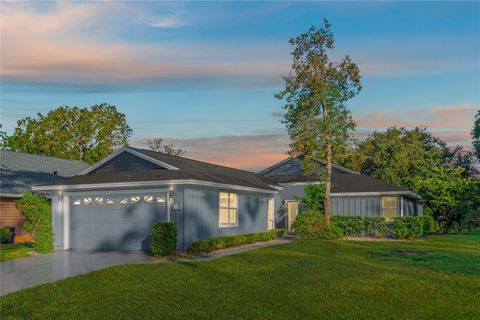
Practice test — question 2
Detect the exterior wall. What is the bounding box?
[273,183,306,229]
[182,187,269,251]
[51,194,64,249]
[0,197,31,242]
[92,152,162,173]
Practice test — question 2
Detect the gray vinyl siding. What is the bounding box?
[92,152,163,173]
[331,196,381,217]
[182,187,268,251]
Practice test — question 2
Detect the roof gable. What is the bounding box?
[259,156,357,176]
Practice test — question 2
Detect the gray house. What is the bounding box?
[259,156,423,231]
[0,151,88,242]
[33,147,278,252]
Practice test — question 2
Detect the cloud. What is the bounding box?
[132,133,290,171]
[355,103,477,146]
[149,16,188,28]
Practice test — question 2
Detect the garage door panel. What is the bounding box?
[70,192,167,251]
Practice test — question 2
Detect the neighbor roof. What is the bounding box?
[0,151,89,196]
[35,148,278,192]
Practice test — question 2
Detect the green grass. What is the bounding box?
[1,232,479,320]
[0,243,35,261]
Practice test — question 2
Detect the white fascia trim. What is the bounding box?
[32,179,278,194]
[0,193,23,198]
[79,147,178,175]
[331,191,421,199]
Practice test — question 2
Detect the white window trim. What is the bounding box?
[218,192,239,228]
[267,197,275,230]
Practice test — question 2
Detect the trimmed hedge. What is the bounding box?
[0,227,10,244]
[190,229,286,254]
[151,222,177,256]
[292,210,343,240]
[332,216,424,239]
[332,216,387,238]
[393,217,424,239]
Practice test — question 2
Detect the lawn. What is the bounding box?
[0,243,35,261]
[1,232,479,320]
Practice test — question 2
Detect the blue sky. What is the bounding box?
[1,1,479,170]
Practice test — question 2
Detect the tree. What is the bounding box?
[0,123,8,150]
[413,166,478,233]
[145,138,185,156]
[473,110,480,158]
[345,127,445,190]
[276,20,361,223]
[4,104,132,164]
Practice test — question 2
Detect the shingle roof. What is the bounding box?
[266,173,410,193]
[0,151,89,196]
[36,148,278,191]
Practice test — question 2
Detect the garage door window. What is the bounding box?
[83,197,92,205]
[157,196,166,203]
[144,195,153,203]
[106,198,114,205]
[73,199,81,205]
[131,196,140,204]
[119,197,128,205]
[95,197,103,205]
[219,192,238,227]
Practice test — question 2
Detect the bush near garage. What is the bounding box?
[0,227,10,244]
[151,222,177,256]
[292,210,343,240]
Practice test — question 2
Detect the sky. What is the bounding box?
[1,1,479,171]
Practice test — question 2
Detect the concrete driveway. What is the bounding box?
[0,250,151,296]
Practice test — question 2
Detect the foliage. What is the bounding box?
[473,110,480,158]
[422,207,440,233]
[1,232,479,319]
[301,184,325,211]
[145,138,185,156]
[0,123,8,150]
[344,127,445,190]
[292,210,343,239]
[15,193,52,252]
[151,222,177,256]
[0,243,35,261]
[0,227,10,244]
[332,216,387,237]
[413,166,478,233]
[3,104,132,164]
[392,217,424,239]
[190,229,285,254]
[276,20,361,223]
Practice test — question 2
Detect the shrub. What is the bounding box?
[151,222,177,256]
[0,227,10,244]
[423,208,439,233]
[393,217,424,239]
[190,229,285,254]
[332,216,387,238]
[363,217,387,237]
[15,193,52,252]
[292,210,343,240]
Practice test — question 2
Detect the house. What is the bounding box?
[33,147,279,252]
[259,156,423,231]
[0,151,88,242]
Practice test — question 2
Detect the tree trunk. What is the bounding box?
[324,142,332,225]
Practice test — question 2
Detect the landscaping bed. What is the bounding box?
[0,243,35,261]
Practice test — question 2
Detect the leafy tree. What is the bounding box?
[473,110,480,158]
[145,138,185,156]
[276,20,361,223]
[301,184,325,212]
[4,104,132,164]
[15,193,52,252]
[413,166,478,233]
[0,123,8,150]
[345,127,444,190]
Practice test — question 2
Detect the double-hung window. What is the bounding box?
[219,192,238,227]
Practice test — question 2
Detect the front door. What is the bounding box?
[287,201,299,231]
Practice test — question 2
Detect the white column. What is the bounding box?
[63,195,70,250]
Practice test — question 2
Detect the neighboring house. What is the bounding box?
[33,147,279,252]
[259,156,423,231]
[0,151,88,242]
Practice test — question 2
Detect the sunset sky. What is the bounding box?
[1,1,479,171]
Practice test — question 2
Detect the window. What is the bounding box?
[131,196,140,204]
[95,197,103,205]
[267,198,274,230]
[73,199,81,206]
[119,197,128,205]
[382,196,398,218]
[219,192,238,226]
[144,195,153,204]
[156,196,166,203]
[83,197,92,205]
[106,198,114,205]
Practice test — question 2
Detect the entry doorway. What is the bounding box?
[286,201,299,231]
